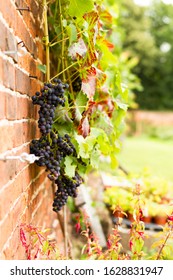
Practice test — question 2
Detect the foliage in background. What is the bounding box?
[103,170,173,218]
[20,184,173,260]
[120,0,173,110]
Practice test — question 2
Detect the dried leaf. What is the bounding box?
[82,75,96,100]
[78,101,95,137]
[68,38,87,60]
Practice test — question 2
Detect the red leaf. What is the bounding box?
[20,227,27,247]
[78,101,95,138]
[83,11,99,26]
[68,38,87,60]
[75,222,81,234]
[102,39,115,51]
[82,75,96,100]
[78,116,90,138]
[87,66,97,76]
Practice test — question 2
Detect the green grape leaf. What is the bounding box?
[90,146,100,169]
[73,91,88,123]
[64,156,76,178]
[110,153,119,169]
[115,99,128,111]
[52,122,73,136]
[74,134,96,159]
[90,127,110,154]
[37,64,47,74]
[42,240,49,253]
[92,111,114,135]
[75,91,88,114]
[68,0,94,18]
[54,106,72,124]
[66,23,77,44]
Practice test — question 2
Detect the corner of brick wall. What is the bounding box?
[0,0,64,259]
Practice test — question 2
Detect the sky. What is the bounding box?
[134,0,173,6]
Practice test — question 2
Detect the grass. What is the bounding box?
[117,136,173,182]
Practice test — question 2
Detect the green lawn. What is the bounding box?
[117,136,173,182]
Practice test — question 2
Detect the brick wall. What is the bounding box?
[0,0,64,259]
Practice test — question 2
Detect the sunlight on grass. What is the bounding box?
[118,136,173,181]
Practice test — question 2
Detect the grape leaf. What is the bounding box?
[78,101,95,138]
[75,91,88,114]
[66,23,77,45]
[110,153,119,169]
[79,116,90,138]
[90,146,100,169]
[75,134,96,159]
[74,91,88,123]
[68,38,87,60]
[81,75,96,100]
[64,156,76,178]
[68,0,94,18]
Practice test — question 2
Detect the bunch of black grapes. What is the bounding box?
[53,172,83,212]
[72,76,82,92]
[31,79,68,135]
[30,79,84,212]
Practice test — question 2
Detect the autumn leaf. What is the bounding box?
[78,101,95,138]
[82,75,96,100]
[102,39,115,51]
[68,38,87,60]
[78,116,90,138]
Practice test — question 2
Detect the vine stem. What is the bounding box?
[63,205,68,258]
[43,0,50,81]
[49,61,78,82]
[156,223,173,260]
[58,0,65,80]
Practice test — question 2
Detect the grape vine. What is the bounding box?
[31,0,129,212]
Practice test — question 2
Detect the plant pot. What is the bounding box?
[113,210,124,218]
[127,212,134,222]
[141,215,152,223]
[154,215,167,225]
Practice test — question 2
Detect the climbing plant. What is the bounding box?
[30,0,129,212]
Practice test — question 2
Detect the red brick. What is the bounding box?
[0,92,6,119]
[5,28,18,63]
[0,178,22,220]
[0,19,7,51]
[2,58,15,90]
[0,56,3,85]
[0,213,13,252]
[6,92,17,120]
[15,67,30,95]
[0,122,14,153]
[0,159,17,189]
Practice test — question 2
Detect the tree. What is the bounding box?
[120,0,173,110]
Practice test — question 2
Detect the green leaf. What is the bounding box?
[42,240,49,253]
[90,146,100,169]
[66,23,77,44]
[92,112,114,135]
[73,91,88,123]
[110,153,119,169]
[90,128,110,155]
[75,91,88,114]
[74,133,97,159]
[52,122,73,136]
[37,64,47,74]
[115,99,128,111]
[68,0,94,18]
[64,156,76,178]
